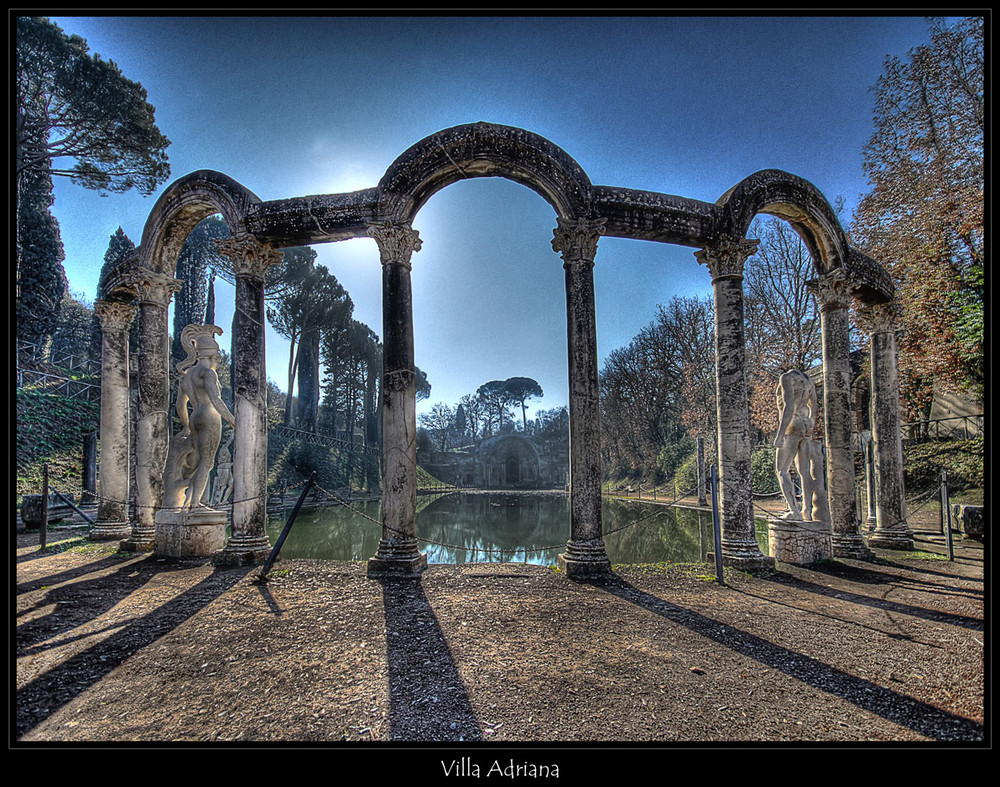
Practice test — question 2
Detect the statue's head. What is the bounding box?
[177,324,224,374]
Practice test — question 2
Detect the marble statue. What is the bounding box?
[773,369,830,523]
[212,434,234,506]
[162,324,236,510]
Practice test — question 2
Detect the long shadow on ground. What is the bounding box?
[380,577,481,742]
[754,564,984,631]
[582,573,984,742]
[16,560,251,739]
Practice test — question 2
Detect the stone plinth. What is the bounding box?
[367,540,428,577]
[768,519,833,565]
[155,508,228,558]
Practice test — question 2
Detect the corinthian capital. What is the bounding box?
[367,221,422,269]
[856,301,901,335]
[215,233,284,280]
[94,299,138,334]
[694,236,760,281]
[551,217,605,266]
[128,268,183,305]
[807,268,853,312]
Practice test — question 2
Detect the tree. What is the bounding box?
[16,17,170,355]
[172,217,230,365]
[16,16,170,194]
[16,164,66,355]
[504,377,544,432]
[852,16,984,403]
[267,249,353,428]
[419,403,456,452]
[476,380,515,437]
[743,216,823,436]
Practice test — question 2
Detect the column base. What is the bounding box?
[557,538,612,578]
[721,537,775,572]
[367,553,428,578]
[90,521,132,542]
[212,534,272,566]
[868,528,914,551]
[367,537,427,577]
[832,532,875,561]
[120,525,156,553]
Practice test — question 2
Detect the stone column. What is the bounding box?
[92,300,137,541]
[857,301,913,550]
[808,269,873,560]
[214,233,284,565]
[695,236,773,571]
[123,270,181,552]
[552,217,611,577]
[366,221,427,576]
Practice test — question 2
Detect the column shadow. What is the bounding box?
[17,558,168,651]
[378,576,482,742]
[759,564,984,631]
[578,573,984,742]
[16,563,251,739]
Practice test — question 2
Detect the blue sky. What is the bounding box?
[43,14,949,420]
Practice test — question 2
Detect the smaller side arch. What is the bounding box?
[715,169,850,275]
[137,169,262,277]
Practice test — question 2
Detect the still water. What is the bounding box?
[266,491,769,565]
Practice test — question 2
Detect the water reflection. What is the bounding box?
[266,492,769,565]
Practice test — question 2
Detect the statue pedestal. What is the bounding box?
[155,507,228,558]
[767,519,833,565]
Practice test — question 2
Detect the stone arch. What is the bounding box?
[715,169,851,276]
[376,121,594,224]
[136,169,261,277]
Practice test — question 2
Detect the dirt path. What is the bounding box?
[14,522,985,759]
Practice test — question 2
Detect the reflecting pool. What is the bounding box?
[266,491,770,565]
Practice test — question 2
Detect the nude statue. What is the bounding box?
[212,435,234,506]
[162,324,236,510]
[773,369,830,523]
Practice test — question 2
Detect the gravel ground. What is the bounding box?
[14,519,986,764]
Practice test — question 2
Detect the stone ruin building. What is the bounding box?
[91,121,913,576]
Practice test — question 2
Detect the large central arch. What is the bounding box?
[96,122,911,573]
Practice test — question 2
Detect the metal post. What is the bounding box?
[943,471,954,561]
[710,464,725,586]
[40,463,49,550]
[259,472,316,579]
[697,437,707,506]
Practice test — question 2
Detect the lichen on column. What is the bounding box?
[857,300,913,550]
[695,235,773,570]
[213,233,283,565]
[92,299,137,541]
[123,269,182,552]
[366,220,427,576]
[551,216,610,577]
[808,268,873,560]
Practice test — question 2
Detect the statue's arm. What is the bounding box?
[206,370,236,426]
[175,387,191,430]
[773,377,793,447]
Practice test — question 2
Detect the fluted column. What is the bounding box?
[808,269,873,560]
[213,233,283,565]
[92,300,137,541]
[857,301,913,550]
[123,270,182,552]
[366,221,427,576]
[695,236,773,571]
[552,217,611,577]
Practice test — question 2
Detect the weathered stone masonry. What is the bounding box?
[94,122,908,571]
